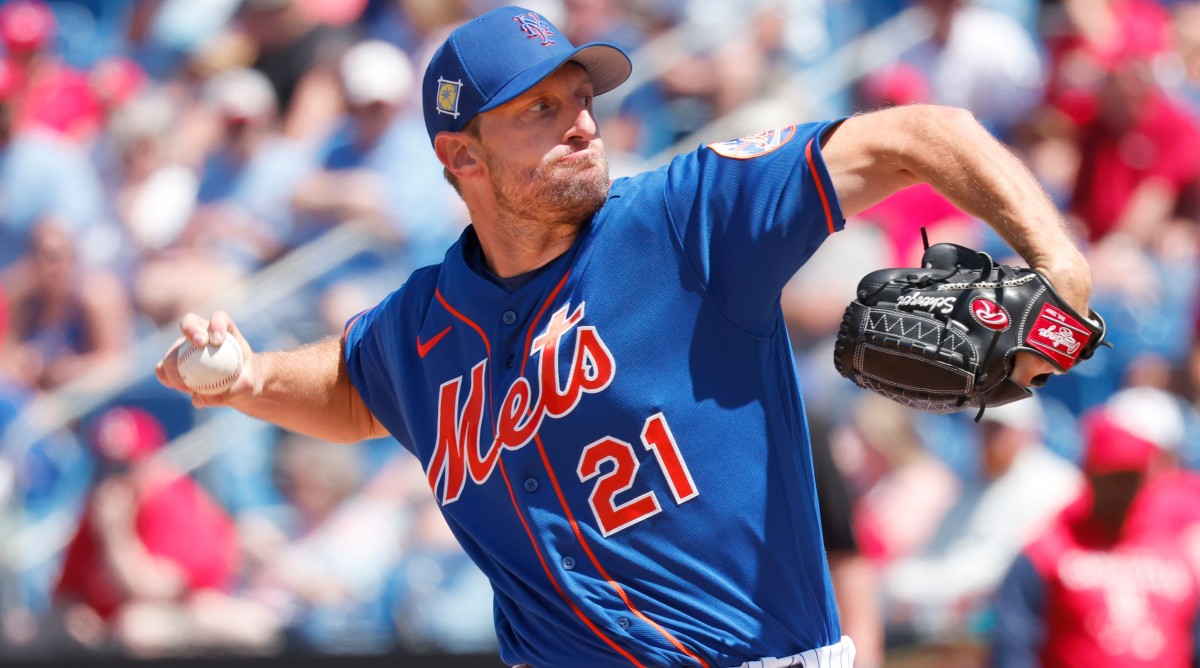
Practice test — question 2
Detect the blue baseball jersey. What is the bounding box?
[344,120,846,668]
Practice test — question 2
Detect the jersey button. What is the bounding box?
[561,556,575,571]
[502,310,518,325]
[506,354,515,369]
[523,477,538,492]
[617,617,630,631]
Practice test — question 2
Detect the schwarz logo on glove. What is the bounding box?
[897,293,957,314]
[833,242,1109,417]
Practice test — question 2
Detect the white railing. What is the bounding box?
[0,222,379,584]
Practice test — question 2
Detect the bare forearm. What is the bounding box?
[159,313,389,443]
[232,337,383,444]
[825,105,1091,312]
[900,109,1082,274]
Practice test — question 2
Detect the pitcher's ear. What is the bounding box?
[435,131,482,180]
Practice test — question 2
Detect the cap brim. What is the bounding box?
[478,42,631,114]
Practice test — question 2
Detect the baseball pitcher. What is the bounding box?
[157,5,1098,667]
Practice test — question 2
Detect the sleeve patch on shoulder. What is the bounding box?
[706,126,796,159]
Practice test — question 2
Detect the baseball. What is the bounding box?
[177,337,244,395]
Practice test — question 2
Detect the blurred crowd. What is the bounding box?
[1,0,1200,665]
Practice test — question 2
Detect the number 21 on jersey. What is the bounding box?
[576,412,699,537]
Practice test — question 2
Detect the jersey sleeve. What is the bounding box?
[342,289,415,451]
[662,119,846,333]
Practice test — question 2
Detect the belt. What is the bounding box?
[731,635,857,668]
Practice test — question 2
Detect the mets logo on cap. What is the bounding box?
[436,77,462,119]
[514,11,555,46]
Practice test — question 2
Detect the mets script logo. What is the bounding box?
[1038,324,1081,355]
[428,302,614,505]
[970,297,1010,331]
[514,11,555,46]
[707,126,796,159]
[435,77,462,118]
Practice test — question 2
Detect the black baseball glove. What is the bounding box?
[833,242,1109,417]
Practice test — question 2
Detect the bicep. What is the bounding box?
[820,111,921,218]
[820,105,980,219]
[335,337,390,441]
[343,368,390,441]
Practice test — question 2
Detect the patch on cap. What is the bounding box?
[436,77,463,119]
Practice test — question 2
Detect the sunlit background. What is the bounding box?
[1,0,1199,666]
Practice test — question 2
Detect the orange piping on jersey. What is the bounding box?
[343,309,368,340]
[805,138,836,236]
[435,287,497,426]
[521,270,572,377]
[436,288,491,359]
[533,434,711,668]
[498,459,648,668]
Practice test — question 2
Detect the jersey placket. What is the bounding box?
[507,267,711,668]
[486,270,665,666]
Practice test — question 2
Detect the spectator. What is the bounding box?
[373,451,496,653]
[606,4,727,161]
[810,410,885,668]
[0,0,102,141]
[990,407,1200,668]
[356,0,474,61]
[884,397,1082,638]
[1,217,132,393]
[1044,0,1172,113]
[291,39,465,275]
[240,434,406,653]
[52,407,258,657]
[105,91,198,258]
[189,66,305,271]
[1064,54,1200,245]
[1101,386,1200,540]
[836,393,959,567]
[239,0,352,141]
[896,0,1045,139]
[133,68,311,327]
[0,70,105,270]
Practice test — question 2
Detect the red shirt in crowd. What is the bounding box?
[1069,92,1200,241]
[54,471,239,619]
[1024,490,1200,668]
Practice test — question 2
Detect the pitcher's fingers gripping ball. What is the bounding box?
[834,241,1110,417]
[177,336,244,395]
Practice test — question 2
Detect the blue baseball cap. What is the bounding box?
[422,6,632,144]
